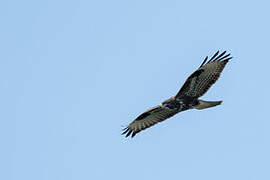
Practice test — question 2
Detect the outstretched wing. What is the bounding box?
[176,51,232,98]
[122,105,177,138]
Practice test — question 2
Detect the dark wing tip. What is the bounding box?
[199,56,208,68]
[213,51,226,62]
[207,50,232,64]
[121,127,129,135]
[132,130,138,138]
[122,126,137,138]
[223,56,233,62]
[125,129,133,137]
[209,50,220,62]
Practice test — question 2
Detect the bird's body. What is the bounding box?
[163,96,199,111]
[122,51,232,138]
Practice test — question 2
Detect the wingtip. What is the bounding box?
[209,50,220,62]
[199,56,208,68]
[121,126,136,138]
[208,50,233,63]
[121,127,129,135]
[131,132,136,138]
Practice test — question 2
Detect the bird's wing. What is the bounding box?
[122,105,177,138]
[176,51,232,98]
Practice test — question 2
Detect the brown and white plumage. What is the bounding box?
[122,51,232,138]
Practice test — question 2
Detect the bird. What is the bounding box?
[122,50,232,138]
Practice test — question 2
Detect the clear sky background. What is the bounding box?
[1,0,270,180]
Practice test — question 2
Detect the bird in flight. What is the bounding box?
[122,51,232,138]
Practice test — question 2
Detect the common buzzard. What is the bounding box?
[122,51,232,138]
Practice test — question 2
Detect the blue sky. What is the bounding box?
[1,0,270,179]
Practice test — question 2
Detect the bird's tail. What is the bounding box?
[194,99,222,110]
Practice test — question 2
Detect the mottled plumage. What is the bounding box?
[122,51,232,138]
